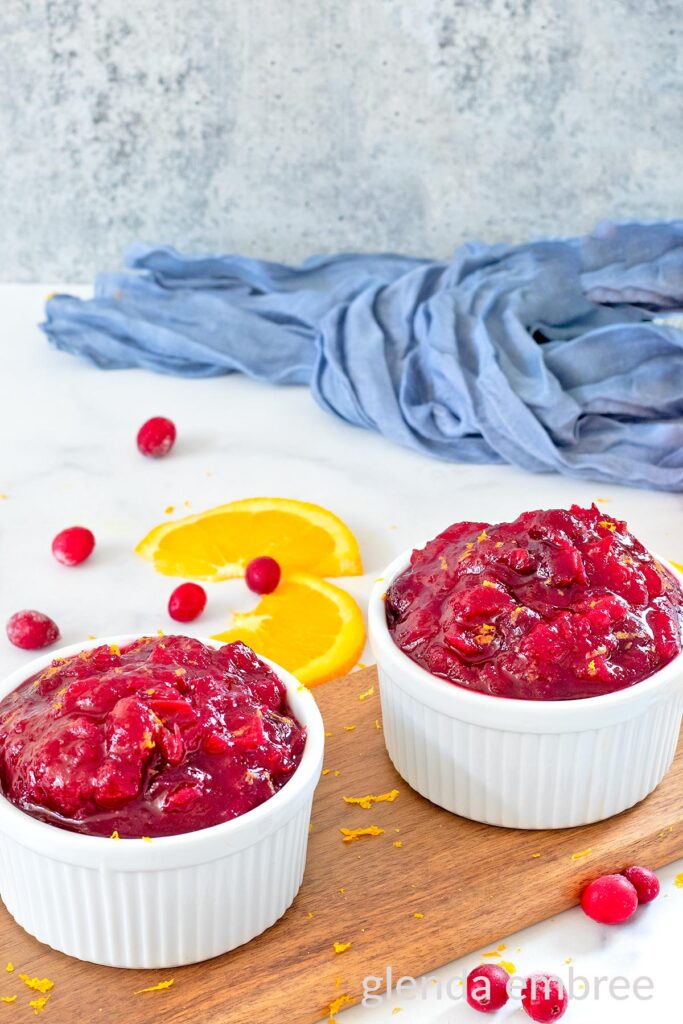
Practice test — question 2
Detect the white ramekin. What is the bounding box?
[370,551,683,830]
[0,635,324,968]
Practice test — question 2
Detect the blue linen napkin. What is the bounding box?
[42,221,683,490]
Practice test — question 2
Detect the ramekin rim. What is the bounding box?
[0,634,324,861]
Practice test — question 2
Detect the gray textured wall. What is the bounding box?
[2,0,681,280]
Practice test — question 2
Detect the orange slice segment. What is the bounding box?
[136,497,363,582]
[212,573,365,686]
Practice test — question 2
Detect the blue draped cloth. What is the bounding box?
[42,220,683,490]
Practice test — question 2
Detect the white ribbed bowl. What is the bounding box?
[370,552,683,829]
[0,636,324,967]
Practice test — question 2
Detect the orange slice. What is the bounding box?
[136,497,363,582]
[212,573,365,686]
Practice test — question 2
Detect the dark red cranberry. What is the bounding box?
[6,611,60,650]
[581,873,638,924]
[52,526,95,566]
[245,556,281,595]
[521,973,568,1022]
[466,963,510,1013]
[168,583,207,622]
[136,416,176,458]
[622,865,660,904]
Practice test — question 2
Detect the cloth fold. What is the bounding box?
[42,221,683,490]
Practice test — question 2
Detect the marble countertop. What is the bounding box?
[1,284,681,1022]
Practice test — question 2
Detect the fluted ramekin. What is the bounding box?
[0,636,324,968]
[370,552,683,829]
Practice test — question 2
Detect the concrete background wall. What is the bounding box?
[1,0,681,280]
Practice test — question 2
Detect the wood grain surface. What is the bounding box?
[0,666,681,1024]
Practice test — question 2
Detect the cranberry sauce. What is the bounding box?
[386,505,683,700]
[0,636,305,837]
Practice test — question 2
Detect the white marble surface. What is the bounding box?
[1,284,681,1021]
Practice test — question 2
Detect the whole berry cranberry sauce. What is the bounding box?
[386,505,683,701]
[0,636,305,838]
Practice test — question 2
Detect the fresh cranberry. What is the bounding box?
[622,865,660,904]
[136,416,176,458]
[51,526,95,566]
[6,611,60,650]
[168,583,207,622]
[466,963,510,1013]
[521,973,568,1022]
[581,873,638,924]
[245,556,281,595]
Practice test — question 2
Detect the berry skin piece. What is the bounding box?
[466,963,510,1013]
[6,611,60,650]
[521,973,568,1022]
[136,417,177,458]
[245,556,282,595]
[51,526,95,566]
[581,873,638,924]
[622,865,660,904]
[168,583,207,623]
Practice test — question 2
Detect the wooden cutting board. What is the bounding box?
[1,666,682,1024]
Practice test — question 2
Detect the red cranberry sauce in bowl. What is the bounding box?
[0,635,306,838]
[385,505,683,701]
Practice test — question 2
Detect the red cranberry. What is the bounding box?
[466,963,510,1013]
[245,556,281,595]
[51,526,95,566]
[136,416,176,458]
[6,610,60,650]
[521,973,568,1022]
[622,865,660,904]
[581,873,638,924]
[168,583,207,622]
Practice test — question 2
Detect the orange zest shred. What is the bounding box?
[28,997,49,1015]
[340,826,384,843]
[141,836,153,843]
[0,996,16,1004]
[499,961,516,975]
[477,529,488,543]
[375,719,381,730]
[570,847,592,861]
[393,840,403,848]
[141,730,155,751]
[322,769,330,776]
[674,872,683,889]
[134,978,174,994]
[344,725,356,732]
[5,963,12,973]
[333,942,351,954]
[413,912,424,919]
[328,993,353,1021]
[598,519,616,532]
[342,789,399,810]
[19,976,54,994]
[110,831,120,841]
[358,686,374,701]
